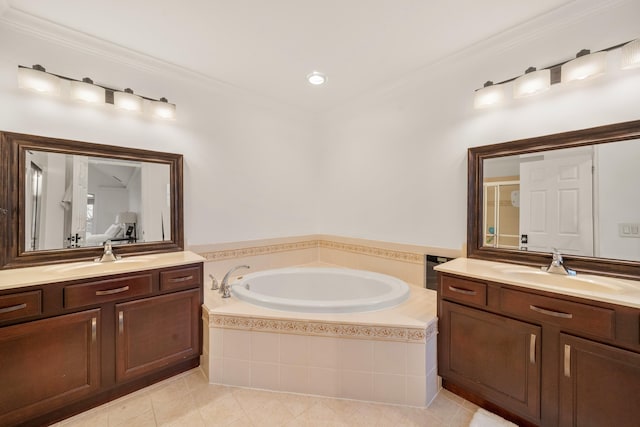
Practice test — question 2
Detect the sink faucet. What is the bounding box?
[543,249,575,275]
[220,265,250,298]
[95,240,121,263]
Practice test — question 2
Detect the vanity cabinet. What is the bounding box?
[116,288,200,382]
[0,309,100,427]
[440,301,541,420]
[438,272,640,427]
[558,334,640,427]
[0,261,203,427]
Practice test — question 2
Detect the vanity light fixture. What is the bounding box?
[474,37,639,109]
[150,97,176,120]
[113,88,143,112]
[473,81,505,109]
[17,65,176,120]
[561,49,607,82]
[513,67,551,98]
[17,65,61,95]
[307,71,327,85]
[70,77,105,104]
[621,39,640,70]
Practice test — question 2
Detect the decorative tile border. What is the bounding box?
[199,240,319,261]
[318,240,423,264]
[197,238,424,265]
[208,313,433,343]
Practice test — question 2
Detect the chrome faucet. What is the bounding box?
[95,240,121,263]
[543,248,575,275]
[220,265,250,298]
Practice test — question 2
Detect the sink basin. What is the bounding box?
[44,256,157,274]
[496,267,630,294]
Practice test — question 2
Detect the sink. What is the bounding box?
[43,256,157,274]
[496,267,630,294]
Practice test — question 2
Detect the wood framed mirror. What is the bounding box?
[0,131,184,269]
[468,119,640,280]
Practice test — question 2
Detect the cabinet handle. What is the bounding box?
[529,305,573,319]
[118,311,124,334]
[448,286,477,296]
[564,344,571,377]
[168,275,193,283]
[95,286,130,296]
[0,303,27,314]
[91,317,97,343]
[530,333,536,364]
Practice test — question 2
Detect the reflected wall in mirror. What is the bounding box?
[0,132,183,269]
[468,120,640,280]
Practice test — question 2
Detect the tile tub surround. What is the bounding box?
[202,285,439,407]
[191,234,461,288]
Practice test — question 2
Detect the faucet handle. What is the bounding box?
[209,274,219,290]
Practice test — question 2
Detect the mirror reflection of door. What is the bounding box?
[519,151,594,256]
[483,179,520,249]
[28,162,43,251]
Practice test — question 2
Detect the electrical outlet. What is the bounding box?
[618,223,640,238]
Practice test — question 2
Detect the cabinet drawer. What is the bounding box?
[441,275,487,306]
[0,291,41,323]
[160,265,201,291]
[500,288,615,339]
[64,274,153,309]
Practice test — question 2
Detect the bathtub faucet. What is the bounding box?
[220,265,250,298]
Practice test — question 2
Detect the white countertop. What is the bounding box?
[435,257,640,309]
[0,251,205,291]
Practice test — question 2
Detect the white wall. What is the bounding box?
[0,22,320,247]
[1,1,639,253]
[317,0,640,251]
[596,140,640,261]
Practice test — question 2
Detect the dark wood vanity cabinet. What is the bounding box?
[0,262,203,427]
[438,272,640,427]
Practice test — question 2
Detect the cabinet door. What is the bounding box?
[439,301,541,422]
[0,309,100,426]
[559,334,640,427]
[115,289,200,382]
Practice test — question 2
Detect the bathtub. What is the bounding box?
[230,267,410,313]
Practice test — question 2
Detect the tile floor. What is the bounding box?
[51,368,479,427]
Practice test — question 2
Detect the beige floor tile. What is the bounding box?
[107,394,154,426]
[53,368,482,427]
[246,399,295,427]
[199,393,244,426]
[110,408,156,427]
[449,407,475,427]
[60,407,109,427]
[231,388,282,412]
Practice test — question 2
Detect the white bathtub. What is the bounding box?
[230,267,410,313]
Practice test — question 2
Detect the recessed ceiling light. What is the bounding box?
[307,71,327,86]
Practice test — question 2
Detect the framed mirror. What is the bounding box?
[468,119,640,280]
[0,131,184,269]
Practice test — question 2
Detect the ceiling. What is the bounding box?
[4,0,576,111]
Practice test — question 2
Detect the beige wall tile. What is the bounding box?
[373,341,407,375]
[339,339,373,372]
[251,332,279,363]
[211,327,224,359]
[251,361,280,390]
[222,359,251,387]
[407,342,426,376]
[210,358,223,383]
[280,334,308,365]
[426,370,441,405]
[406,375,428,407]
[279,365,308,394]
[372,373,406,404]
[308,367,340,397]
[340,370,373,401]
[222,329,251,360]
[308,336,340,368]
